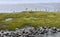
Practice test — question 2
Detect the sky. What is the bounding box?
[0,0,60,4]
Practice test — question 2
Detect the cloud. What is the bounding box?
[0,0,59,4]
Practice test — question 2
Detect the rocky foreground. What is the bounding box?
[0,26,60,37]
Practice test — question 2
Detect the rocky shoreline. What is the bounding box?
[0,26,60,37]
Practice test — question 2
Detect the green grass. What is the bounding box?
[0,11,60,30]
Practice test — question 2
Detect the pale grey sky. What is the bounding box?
[0,0,60,4]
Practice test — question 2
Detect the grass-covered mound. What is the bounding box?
[0,11,60,30]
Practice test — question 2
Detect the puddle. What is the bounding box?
[5,18,13,21]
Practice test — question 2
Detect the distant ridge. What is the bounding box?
[0,3,60,13]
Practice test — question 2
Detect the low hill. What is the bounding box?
[0,11,60,30]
